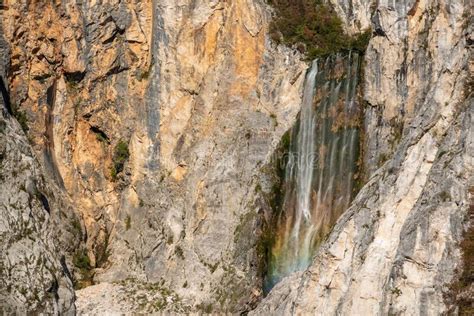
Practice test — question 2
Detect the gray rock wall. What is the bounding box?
[0,88,78,314]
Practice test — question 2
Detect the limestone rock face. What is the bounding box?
[0,102,78,313]
[0,8,80,313]
[1,0,471,314]
[328,0,374,35]
[2,0,155,268]
[1,0,305,313]
[253,0,472,314]
[92,0,307,312]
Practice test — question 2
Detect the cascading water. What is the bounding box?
[265,52,362,291]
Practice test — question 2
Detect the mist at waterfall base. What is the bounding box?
[264,53,362,293]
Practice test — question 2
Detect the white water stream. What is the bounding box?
[266,52,361,291]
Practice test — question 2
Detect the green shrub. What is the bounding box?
[378,153,389,167]
[350,29,372,53]
[95,231,111,268]
[11,103,29,133]
[125,215,131,230]
[175,246,184,259]
[280,130,291,154]
[391,287,402,296]
[73,248,91,271]
[70,216,82,237]
[137,68,151,81]
[453,202,474,314]
[111,140,130,180]
[72,248,94,289]
[110,166,118,180]
[268,0,371,59]
[137,62,153,81]
[15,111,29,133]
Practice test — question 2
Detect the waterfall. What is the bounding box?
[296,60,318,226]
[265,53,361,292]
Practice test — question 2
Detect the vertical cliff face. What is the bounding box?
[0,78,78,314]
[0,5,80,313]
[0,0,471,314]
[2,0,155,269]
[254,0,472,314]
[1,0,306,313]
[90,0,306,312]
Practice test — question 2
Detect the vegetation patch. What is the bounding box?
[73,248,91,271]
[125,214,131,230]
[116,278,189,313]
[69,215,82,239]
[175,245,184,259]
[378,152,389,168]
[111,140,130,180]
[72,248,94,289]
[11,103,29,133]
[268,0,371,59]
[94,230,111,268]
[391,287,402,297]
[448,187,474,315]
